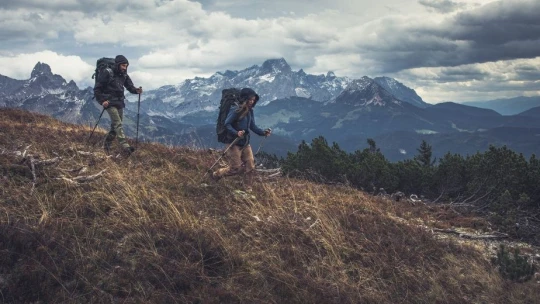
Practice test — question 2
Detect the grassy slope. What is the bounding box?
[0,108,538,303]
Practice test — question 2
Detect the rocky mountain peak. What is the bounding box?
[66,80,80,91]
[220,70,238,78]
[31,62,53,78]
[373,76,427,108]
[260,58,292,74]
[346,76,374,91]
[335,76,401,107]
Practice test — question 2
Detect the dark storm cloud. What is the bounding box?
[0,0,161,13]
[457,81,540,93]
[0,0,100,12]
[360,0,540,73]
[418,0,464,14]
[432,66,490,82]
[448,1,540,44]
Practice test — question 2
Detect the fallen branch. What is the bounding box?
[34,157,62,166]
[433,228,508,240]
[307,219,321,230]
[77,151,101,157]
[256,168,282,174]
[72,169,107,182]
[56,169,107,184]
[267,172,282,178]
[56,176,79,185]
[59,166,88,174]
[29,156,37,193]
[446,203,475,208]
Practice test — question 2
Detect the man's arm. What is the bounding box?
[124,75,142,94]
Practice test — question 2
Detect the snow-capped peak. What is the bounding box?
[346,76,374,91]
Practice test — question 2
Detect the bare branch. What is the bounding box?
[29,156,37,193]
[433,228,508,240]
[77,151,101,157]
[72,169,107,182]
[256,168,282,174]
[56,169,107,184]
[59,166,88,174]
[34,157,62,166]
[432,189,445,204]
[267,172,282,178]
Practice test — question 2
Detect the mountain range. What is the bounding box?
[461,96,540,115]
[0,58,539,161]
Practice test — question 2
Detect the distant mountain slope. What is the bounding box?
[516,106,540,118]
[367,127,540,161]
[426,102,501,117]
[461,96,540,115]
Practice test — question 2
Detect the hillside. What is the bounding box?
[1,108,539,303]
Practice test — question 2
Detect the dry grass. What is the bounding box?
[0,108,539,303]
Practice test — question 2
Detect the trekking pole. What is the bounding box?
[88,108,105,143]
[254,128,271,155]
[203,136,241,180]
[135,87,142,148]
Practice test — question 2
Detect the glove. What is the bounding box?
[264,128,272,136]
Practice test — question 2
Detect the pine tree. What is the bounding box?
[432,152,467,201]
[414,140,435,167]
[413,140,436,196]
[367,138,379,153]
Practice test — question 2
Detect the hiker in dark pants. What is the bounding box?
[94,55,142,155]
[212,88,271,192]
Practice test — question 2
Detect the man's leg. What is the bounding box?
[106,107,132,153]
[114,107,131,149]
[103,108,118,154]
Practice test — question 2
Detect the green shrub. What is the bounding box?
[494,245,536,282]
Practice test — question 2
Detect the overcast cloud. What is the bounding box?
[0,0,538,103]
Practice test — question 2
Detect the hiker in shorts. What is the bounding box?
[94,55,142,156]
[212,88,271,192]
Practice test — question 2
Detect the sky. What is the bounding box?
[0,0,539,103]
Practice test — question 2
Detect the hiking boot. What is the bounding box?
[209,171,221,182]
[103,141,112,155]
[122,146,135,156]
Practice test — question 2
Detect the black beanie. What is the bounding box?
[240,88,259,104]
[115,55,129,65]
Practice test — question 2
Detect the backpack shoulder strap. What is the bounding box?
[105,68,114,78]
[97,68,114,84]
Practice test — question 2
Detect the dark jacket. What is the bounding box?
[93,65,138,109]
[224,106,265,146]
